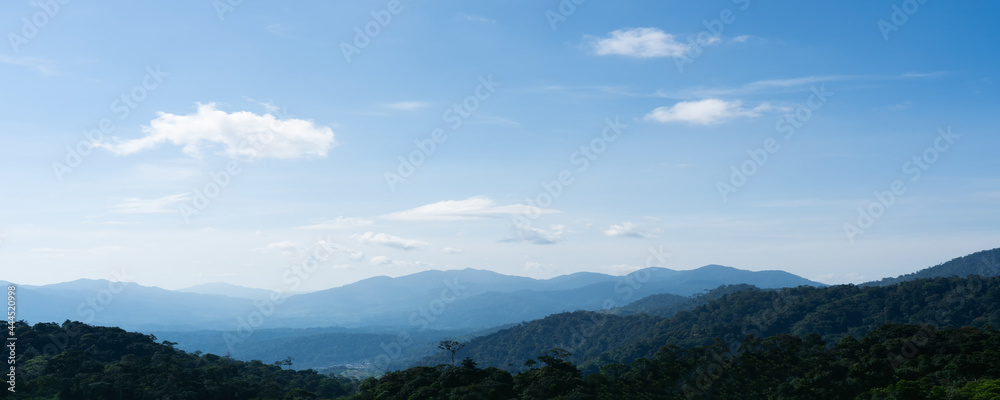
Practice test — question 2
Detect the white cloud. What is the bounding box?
[603,222,660,238]
[730,35,751,43]
[95,103,336,160]
[383,101,431,111]
[297,217,374,230]
[383,196,558,221]
[369,255,431,268]
[505,223,565,245]
[644,99,762,125]
[591,28,691,58]
[353,232,428,250]
[442,247,463,254]
[110,193,190,214]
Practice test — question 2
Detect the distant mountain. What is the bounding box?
[14,265,824,333]
[863,247,1000,286]
[15,279,255,331]
[178,282,276,299]
[272,266,824,330]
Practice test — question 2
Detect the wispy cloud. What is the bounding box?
[110,193,190,214]
[95,103,336,160]
[504,223,565,245]
[30,246,122,257]
[383,196,558,222]
[266,23,293,38]
[662,72,946,99]
[442,247,463,254]
[353,232,428,250]
[297,217,374,230]
[255,240,301,256]
[458,13,495,24]
[887,101,912,111]
[383,101,431,111]
[0,55,57,75]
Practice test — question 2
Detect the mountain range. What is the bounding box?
[7,247,998,371]
[5,264,824,332]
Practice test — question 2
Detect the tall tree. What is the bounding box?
[438,340,466,367]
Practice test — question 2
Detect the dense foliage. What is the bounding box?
[1,321,357,399]
[433,275,1000,374]
[350,324,1000,399]
[864,247,1000,287]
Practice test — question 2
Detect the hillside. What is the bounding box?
[864,247,1000,286]
[426,275,1000,374]
[1,320,357,399]
[353,324,1000,399]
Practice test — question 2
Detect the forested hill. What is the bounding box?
[419,275,1000,374]
[581,275,1000,372]
[352,325,1000,399]
[414,284,749,370]
[1,321,358,399]
[863,247,1000,287]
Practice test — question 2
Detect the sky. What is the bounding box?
[0,0,998,291]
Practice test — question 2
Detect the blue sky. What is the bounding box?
[0,0,997,291]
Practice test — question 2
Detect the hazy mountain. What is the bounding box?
[13,265,824,333]
[863,247,1000,286]
[14,279,254,331]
